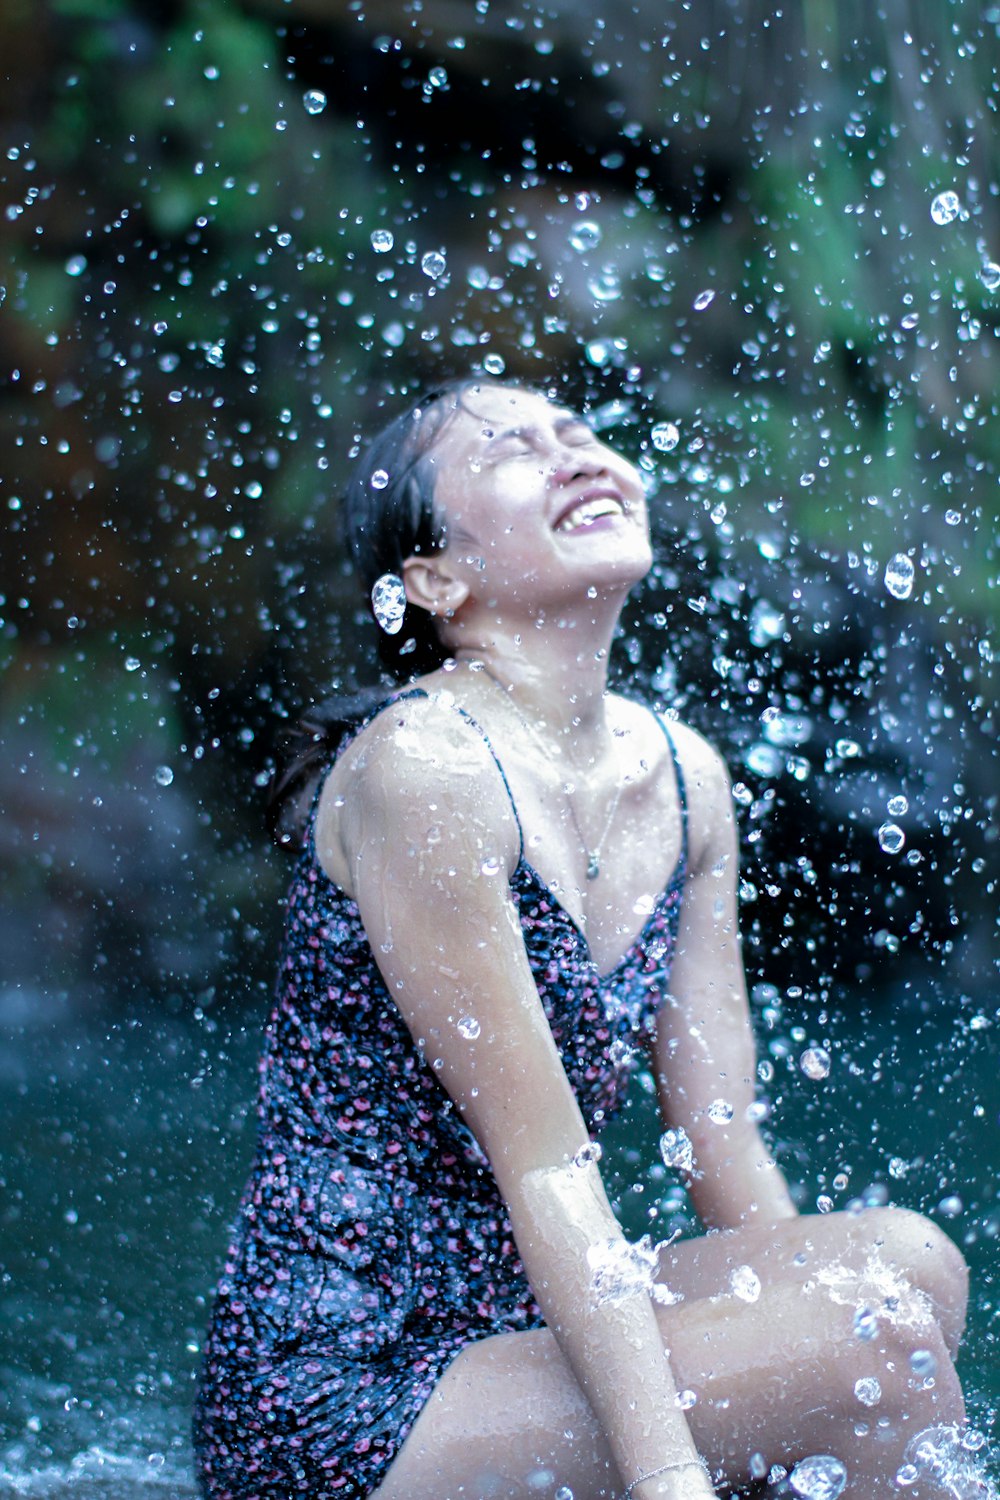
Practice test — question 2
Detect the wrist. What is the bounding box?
[626,1457,714,1499]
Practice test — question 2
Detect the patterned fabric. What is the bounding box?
[193,697,688,1499]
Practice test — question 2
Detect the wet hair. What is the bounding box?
[267,375,501,847]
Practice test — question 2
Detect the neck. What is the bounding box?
[447,591,624,747]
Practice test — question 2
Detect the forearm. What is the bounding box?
[512,1157,708,1494]
[684,1121,797,1230]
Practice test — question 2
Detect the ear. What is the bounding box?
[401,553,470,619]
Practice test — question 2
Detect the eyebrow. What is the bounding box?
[487,414,594,445]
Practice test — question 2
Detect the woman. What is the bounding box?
[194,378,972,1500]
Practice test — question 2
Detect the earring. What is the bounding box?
[371,573,407,634]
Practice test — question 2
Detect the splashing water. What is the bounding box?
[421,250,447,279]
[729,1264,762,1302]
[884,552,915,599]
[800,1046,831,1081]
[707,1098,734,1123]
[586,1232,683,1309]
[572,1141,603,1169]
[930,190,962,225]
[370,573,407,634]
[902,1425,998,1498]
[569,220,601,252]
[789,1454,848,1500]
[877,822,906,854]
[659,1125,697,1174]
[853,1305,878,1341]
[650,421,680,452]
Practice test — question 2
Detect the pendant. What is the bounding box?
[586,853,600,881]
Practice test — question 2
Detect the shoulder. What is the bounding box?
[316,690,519,887]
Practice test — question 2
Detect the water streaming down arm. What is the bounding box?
[651,727,798,1231]
[328,696,713,1498]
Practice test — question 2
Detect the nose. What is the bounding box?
[548,445,606,485]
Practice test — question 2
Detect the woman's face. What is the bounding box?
[421,385,652,614]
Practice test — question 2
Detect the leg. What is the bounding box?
[374,1207,969,1500]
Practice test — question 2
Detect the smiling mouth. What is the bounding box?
[554,495,626,533]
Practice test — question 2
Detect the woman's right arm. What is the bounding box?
[324,701,714,1500]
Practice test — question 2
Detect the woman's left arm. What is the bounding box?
[651,725,798,1231]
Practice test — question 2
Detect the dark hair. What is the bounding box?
[267,376,500,847]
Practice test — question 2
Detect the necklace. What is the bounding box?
[467,660,628,881]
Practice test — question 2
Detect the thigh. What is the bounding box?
[656,1203,967,1354]
[374,1208,966,1500]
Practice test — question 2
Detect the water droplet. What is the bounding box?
[428,65,448,88]
[302,89,327,115]
[889,1156,909,1179]
[789,1454,848,1500]
[457,1015,481,1040]
[371,573,407,634]
[693,288,716,311]
[937,1194,963,1218]
[877,822,905,855]
[572,1141,603,1169]
[587,269,621,302]
[421,250,447,279]
[650,421,680,452]
[854,1376,881,1407]
[904,1424,989,1495]
[659,1126,695,1173]
[800,1046,831,1081]
[482,352,505,375]
[569,220,601,252]
[980,261,1000,292]
[480,855,501,877]
[887,794,909,817]
[155,765,174,787]
[944,508,962,526]
[930,190,961,225]
[65,254,87,277]
[676,1388,698,1410]
[370,229,394,253]
[896,1464,919,1487]
[707,1098,733,1124]
[730,1265,761,1303]
[853,1306,878,1341]
[884,552,914,600]
[910,1349,937,1379]
[555,1490,574,1500]
[124,656,141,672]
[749,601,785,646]
[370,468,390,490]
[587,1233,659,1306]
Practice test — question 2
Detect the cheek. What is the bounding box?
[496,463,546,506]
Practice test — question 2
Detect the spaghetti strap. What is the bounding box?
[450,703,526,864]
[651,712,689,870]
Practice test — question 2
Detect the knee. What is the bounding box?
[863,1207,968,1348]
